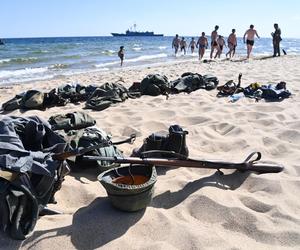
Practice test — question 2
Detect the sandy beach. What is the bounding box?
[1,55,300,249]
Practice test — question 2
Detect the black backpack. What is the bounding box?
[132,125,189,158]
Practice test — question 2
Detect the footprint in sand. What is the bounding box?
[211,122,241,136]
[180,116,212,126]
[278,129,300,144]
[188,195,300,246]
[239,196,273,213]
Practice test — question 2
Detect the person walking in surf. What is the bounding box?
[189,37,196,54]
[172,34,181,56]
[226,29,237,58]
[243,24,260,59]
[210,25,219,59]
[118,46,124,66]
[197,32,208,60]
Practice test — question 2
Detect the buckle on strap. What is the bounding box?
[0,170,18,182]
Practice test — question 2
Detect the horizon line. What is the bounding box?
[1,35,299,40]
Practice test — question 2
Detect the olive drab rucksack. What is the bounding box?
[21,90,45,109]
[64,127,123,172]
[171,73,204,93]
[140,74,170,96]
[49,111,96,132]
[1,90,45,111]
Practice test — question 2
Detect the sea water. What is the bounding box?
[0,36,299,85]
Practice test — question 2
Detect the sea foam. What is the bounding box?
[0,67,48,79]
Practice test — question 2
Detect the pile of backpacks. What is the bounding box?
[0,110,191,240]
[0,112,124,239]
[1,73,219,113]
[217,74,292,102]
[129,73,219,96]
[1,81,139,112]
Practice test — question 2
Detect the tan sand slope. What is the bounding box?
[0,55,300,250]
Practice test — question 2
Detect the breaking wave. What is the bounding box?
[0,67,49,79]
[94,53,168,68]
[0,57,39,64]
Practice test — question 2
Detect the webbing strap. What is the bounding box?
[0,170,18,182]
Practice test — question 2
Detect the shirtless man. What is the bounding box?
[197,32,208,60]
[180,37,187,55]
[215,35,226,58]
[226,29,237,58]
[189,37,196,54]
[243,25,260,59]
[172,34,181,56]
[210,25,219,59]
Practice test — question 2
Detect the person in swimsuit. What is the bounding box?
[197,32,208,60]
[271,23,282,57]
[210,25,219,59]
[189,37,196,54]
[226,29,237,58]
[118,46,124,66]
[180,37,187,55]
[243,24,260,59]
[172,34,181,56]
[215,35,226,58]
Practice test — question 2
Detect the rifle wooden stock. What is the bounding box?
[82,155,284,173]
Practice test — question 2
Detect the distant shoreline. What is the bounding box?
[2,35,300,40]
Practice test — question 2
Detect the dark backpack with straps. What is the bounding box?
[65,127,123,172]
[132,125,189,158]
[140,74,170,96]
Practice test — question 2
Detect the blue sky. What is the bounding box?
[1,0,300,38]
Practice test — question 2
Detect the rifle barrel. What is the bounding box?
[82,156,284,173]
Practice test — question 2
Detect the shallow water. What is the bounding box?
[0,36,299,84]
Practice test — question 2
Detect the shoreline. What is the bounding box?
[0,54,297,89]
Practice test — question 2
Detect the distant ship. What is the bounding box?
[111,24,163,37]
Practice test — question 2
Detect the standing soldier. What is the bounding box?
[272,23,282,57]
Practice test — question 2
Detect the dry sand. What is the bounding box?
[0,55,300,250]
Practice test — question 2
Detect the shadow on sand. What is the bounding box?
[22,197,145,250]
[151,170,251,209]
[2,170,252,249]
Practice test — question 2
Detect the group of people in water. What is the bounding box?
[117,23,282,66]
[172,24,282,60]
